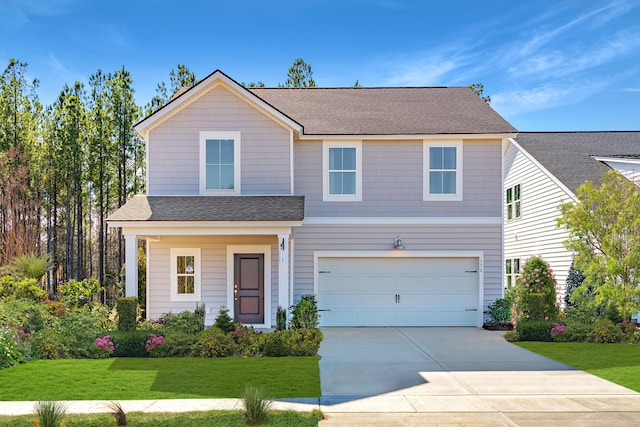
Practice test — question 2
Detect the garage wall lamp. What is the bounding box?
[393,235,405,250]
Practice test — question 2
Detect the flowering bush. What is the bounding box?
[550,323,566,339]
[95,335,114,353]
[0,325,32,368]
[145,333,165,352]
[512,257,559,326]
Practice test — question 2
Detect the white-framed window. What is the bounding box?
[506,184,521,220]
[199,131,241,195]
[323,141,362,201]
[423,140,463,201]
[505,257,520,289]
[170,248,201,302]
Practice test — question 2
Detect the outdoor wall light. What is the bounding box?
[393,235,405,250]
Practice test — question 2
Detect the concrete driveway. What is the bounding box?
[318,327,640,425]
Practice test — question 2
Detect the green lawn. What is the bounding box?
[0,410,323,427]
[0,357,320,401]
[517,342,640,392]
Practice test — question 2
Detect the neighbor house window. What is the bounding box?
[323,141,362,201]
[506,184,521,220]
[505,258,520,289]
[170,248,201,301]
[423,141,463,201]
[199,131,240,195]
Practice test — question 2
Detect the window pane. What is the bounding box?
[442,171,456,194]
[329,172,342,194]
[178,276,194,294]
[342,148,356,170]
[220,140,234,164]
[206,140,220,164]
[506,259,512,274]
[515,201,521,218]
[514,184,520,200]
[206,165,220,189]
[506,188,512,203]
[443,147,456,169]
[507,203,513,220]
[507,276,512,288]
[514,258,520,274]
[429,147,443,169]
[177,256,194,274]
[342,172,356,194]
[430,171,443,194]
[329,148,342,170]
[220,165,234,189]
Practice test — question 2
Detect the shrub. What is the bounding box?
[12,253,52,281]
[163,307,204,334]
[243,385,271,425]
[517,319,555,342]
[109,330,162,357]
[117,297,138,331]
[588,318,623,343]
[262,331,287,357]
[0,276,46,302]
[276,306,287,331]
[484,297,512,326]
[195,327,235,357]
[289,295,319,329]
[213,306,235,334]
[148,331,197,357]
[262,328,323,357]
[0,298,48,333]
[34,400,66,427]
[564,263,584,308]
[619,320,639,343]
[0,327,24,369]
[60,278,103,307]
[57,309,104,358]
[503,331,519,342]
[512,257,559,325]
[31,328,65,359]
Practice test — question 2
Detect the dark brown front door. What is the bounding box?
[234,254,264,324]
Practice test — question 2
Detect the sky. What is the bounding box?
[1,0,639,131]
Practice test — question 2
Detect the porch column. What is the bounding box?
[124,233,138,298]
[278,234,290,313]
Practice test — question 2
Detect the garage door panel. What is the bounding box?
[318,256,480,327]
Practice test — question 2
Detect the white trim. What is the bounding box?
[289,129,295,195]
[508,138,577,202]
[145,239,150,320]
[277,233,290,314]
[169,248,202,302]
[115,223,299,235]
[592,155,640,166]
[423,140,463,201]
[226,245,272,329]
[313,250,484,327]
[298,133,517,141]
[199,131,241,196]
[322,141,363,201]
[135,72,302,136]
[125,234,138,298]
[302,216,501,225]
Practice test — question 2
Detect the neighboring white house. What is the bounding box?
[504,131,640,305]
[108,69,517,328]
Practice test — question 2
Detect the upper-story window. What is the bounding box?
[323,141,362,201]
[423,141,463,201]
[506,184,521,220]
[505,257,520,289]
[199,131,241,195]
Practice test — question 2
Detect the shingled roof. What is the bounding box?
[108,195,305,222]
[515,131,640,194]
[250,87,517,135]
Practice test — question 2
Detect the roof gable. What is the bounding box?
[515,131,640,194]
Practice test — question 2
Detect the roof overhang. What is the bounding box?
[134,70,303,140]
[297,133,518,141]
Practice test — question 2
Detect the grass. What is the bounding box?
[0,410,324,426]
[517,342,640,392]
[0,357,320,401]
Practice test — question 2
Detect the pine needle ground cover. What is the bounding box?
[0,357,320,400]
[517,342,640,392]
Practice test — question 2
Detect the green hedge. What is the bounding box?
[517,320,555,342]
[109,330,162,357]
[117,297,138,331]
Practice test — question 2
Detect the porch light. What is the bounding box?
[393,235,405,250]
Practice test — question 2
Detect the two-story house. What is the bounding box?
[108,70,516,328]
[504,131,640,306]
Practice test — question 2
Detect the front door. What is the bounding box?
[234,254,264,324]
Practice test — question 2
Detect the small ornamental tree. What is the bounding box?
[512,257,559,326]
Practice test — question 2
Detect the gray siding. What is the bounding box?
[147,235,279,326]
[147,85,291,196]
[504,143,574,302]
[292,223,502,309]
[294,139,502,217]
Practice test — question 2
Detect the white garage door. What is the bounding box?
[317,257,480,326]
